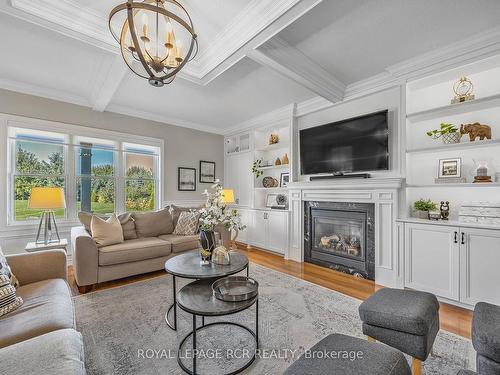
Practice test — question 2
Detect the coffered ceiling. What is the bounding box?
[1,0,500,134]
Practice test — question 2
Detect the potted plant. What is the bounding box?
[413,199,437,220]
[199,181,246,257]
[252,159,263,178]
[426,123,461,144]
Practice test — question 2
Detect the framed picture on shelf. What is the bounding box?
[266,194,287,209]
[438,158,461,178]
[199,161,216,183]
[178,167,196,191]
[280,172,290,187]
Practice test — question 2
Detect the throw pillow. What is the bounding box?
[0,247,19,288]
[0,275,23,317]
[132,208,174,237]
[171,204,204,227]
[118,213,138,240]
[91,214,124,246]
[174,211,200,235]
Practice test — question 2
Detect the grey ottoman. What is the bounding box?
[359,288,440,375]
[472,302,500,375]
[284,333,411,375]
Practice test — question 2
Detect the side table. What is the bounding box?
[25,239,68,253]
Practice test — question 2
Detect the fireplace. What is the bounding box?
[304,201,375,280]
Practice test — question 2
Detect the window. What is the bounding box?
[8,125,162,224]
[12,131,66,221]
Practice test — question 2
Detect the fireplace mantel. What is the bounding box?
[287,177,404,288]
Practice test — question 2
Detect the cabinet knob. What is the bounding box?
[454,231,458,244]
[461,232,466,245]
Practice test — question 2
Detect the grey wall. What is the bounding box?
[0,88,224,203]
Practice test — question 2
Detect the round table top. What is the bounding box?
[164,250,248,279]
[177,279,257,316]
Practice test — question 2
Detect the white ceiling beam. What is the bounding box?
[90,55,128,112]
[248,37,345,103]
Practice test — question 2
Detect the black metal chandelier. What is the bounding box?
[109,0,198,87]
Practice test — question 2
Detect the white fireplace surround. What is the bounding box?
[286,177,404,288]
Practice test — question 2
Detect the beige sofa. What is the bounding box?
[71,207,202,293]
[0,249,85,375]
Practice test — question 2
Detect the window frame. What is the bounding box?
[4,115,163,227]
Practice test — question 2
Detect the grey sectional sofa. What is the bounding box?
[0,249,85,375]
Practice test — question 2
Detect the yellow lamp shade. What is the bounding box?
[28,187,66,209]
[222,189,235,204]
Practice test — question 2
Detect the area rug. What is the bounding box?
[74,263,475,374]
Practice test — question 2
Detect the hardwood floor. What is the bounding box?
[68,244,473,339]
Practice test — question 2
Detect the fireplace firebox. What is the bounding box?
[304,201,375,280]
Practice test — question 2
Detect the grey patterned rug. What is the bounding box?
[74,263,475,374]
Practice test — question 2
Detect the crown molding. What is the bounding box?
[0,77,91,108]
[105,103,225,135]
[248,37,345,103]
[223,103,295,136]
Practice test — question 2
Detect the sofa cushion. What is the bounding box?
[174,211,200,235]
[91,214,124,246]
[98,237,172,266]
[473,302,500,363]
[132,209,174,237]
[0,279,74,349]
[158,234,199,253]
[0,328,85,375]
[0,275,23,318]
[0,247,18,287]
[171,204,204,227]
[359,288,440,336]
[79,211,137,239]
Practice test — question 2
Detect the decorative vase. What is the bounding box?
[282,153,289,165]
[442,132,461,144]
[199,230,216,257]
[415,210,430,220]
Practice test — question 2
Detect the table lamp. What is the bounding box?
[222,189,235,205]
[28,187,66,244]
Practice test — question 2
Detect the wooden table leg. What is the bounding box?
[412,358,422,375]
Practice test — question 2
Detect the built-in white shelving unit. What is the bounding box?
[404,58,500,221]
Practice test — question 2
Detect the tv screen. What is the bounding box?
[300,110,389,175]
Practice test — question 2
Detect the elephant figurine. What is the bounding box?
[460,123,492,141]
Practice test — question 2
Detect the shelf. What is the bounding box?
[254,144,289,152]
[254,187,288,191]
[407,139,500,154]
[258,164,290,171]
[407,183,500,188]
[406,93,500,122]
[397,217,500,231]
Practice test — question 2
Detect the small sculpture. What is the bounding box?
[275,157,282,166]
[440,201,450,220]
[269,133,279,145]
[282,153,289,165]
[212,246,231,265]
[460,123,492,141]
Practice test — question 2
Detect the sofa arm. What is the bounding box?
[71,226,99,287]
[7,249,67,285]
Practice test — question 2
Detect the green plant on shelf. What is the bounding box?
[252,159,263,178]
[426,123,459,139]
[414,199,437,212]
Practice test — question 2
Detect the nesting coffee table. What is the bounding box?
[164,250,249,330]
[176,279,258,375]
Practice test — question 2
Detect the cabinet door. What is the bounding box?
[404,223,460,300]
[234,208,250,244]
[236,152,253,207]
[267,211,287,254]
[460,228,500,306]
[249,210,267,248]
[224,155,238,197]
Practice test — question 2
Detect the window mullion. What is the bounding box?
[115,144,125,214]
[66,135,76,220]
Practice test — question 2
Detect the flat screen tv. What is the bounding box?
[300,110,389,175]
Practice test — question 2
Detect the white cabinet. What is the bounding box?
[225,133,251,155]
[234,208,250,244]
[404,223,460,300]
[248,209,288,255]
[403,221,500,307]
[224,151,253,207]
[460,228,500,306]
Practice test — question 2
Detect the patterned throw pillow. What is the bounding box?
[0,275,23,317]
[173,211,200,235]
[0,247,19,288]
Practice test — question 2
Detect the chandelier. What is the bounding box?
[109,0,198,87]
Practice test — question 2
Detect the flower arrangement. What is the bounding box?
[199,180,246,232]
